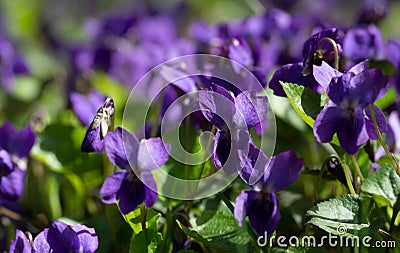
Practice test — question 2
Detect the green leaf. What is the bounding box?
[124,206,160,236]
[129,229,162,253]
[178,211,254,253]
[361,164,400,207]
[306,194,383,237]
[369,59,395,77]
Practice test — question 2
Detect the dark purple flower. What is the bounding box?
[313,61,388,154]
[343,25,385,63]
[302,28,342,76]
[0,121,35,203]
[234,151,303,235]
[357,0,388,24]
[10,220,98,253]
[199,84,268,175]
[70,91,105,126]
[269,63,321,96]
[0,36,29,92]
[100,127,170,214]
[81,97,114,153]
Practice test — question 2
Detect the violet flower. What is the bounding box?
[0,121,35,203]
[234,150,303,235]
[199,83,268,176]
[10,220,98,253]
[100,127,170,214]
[313,60,388,154]
[81,97,114,153]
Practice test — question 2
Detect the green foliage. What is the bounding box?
[129,229,163,253]
[124,206,161,237]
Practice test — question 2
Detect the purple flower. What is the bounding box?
[70,91,105,126]
[234,151,303,235]
[0,121,35,203]
[10,220,98,253]
[343,25,385,63]
[100,127,170,214]
[81,97,114,153]
[357,0,388,24]
[199,84,268,175]
[313,61,388,154]
[302,28,342,76]
[0,36,29,92]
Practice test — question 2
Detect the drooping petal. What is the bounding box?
[0,168,25,202]
[100,170,128,204]
[72,224,99,253]
[159,65,197,93]
[105,127,139,169]
[118,176,146,214]
[46,221,80,253]
[247,192,281,235]
[10,229,32,253]
[262,150,303,192]
[32,230,51,253]
[81,125,104,153]
[313,103,343,143]
[234,91,268,128]
[141,171,158,208]
[239,143,270,185]
[365,105,387,140]
[234,189,258,227]
[312,61,341,90]
[337,108,369,154]
[269,63,320,97]
[137,138,170,171]
[326,72,355,105]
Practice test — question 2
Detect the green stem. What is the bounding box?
[351,155,364,181]
[343,164,356,195]
[317,37,339,71]
[196,125,216,181]
[369,104,400,177]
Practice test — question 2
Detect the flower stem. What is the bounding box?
[343,164,356,195]
[351,155,364,181]
[369,104,400,176]
[317,37,339,71]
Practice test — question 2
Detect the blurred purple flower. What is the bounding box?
[357,0,388,24]
[343,24,385,63]
[0,36,29,92]
[313,61,388,154]
[70,91,105,126]
[100,127,170,214]
[10,221,98,253]
[234,150,303,235]
[0,121,35,203]
[81,97,114,153]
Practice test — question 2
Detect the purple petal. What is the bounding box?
[313,103,343,143]
[248,192,281,235]
[0,168,25,202]
[137,138,170,171]
[70,91,105,126]
[234,91,268,128]
[159,65,197,93]
[0,149,13,175]
[326,72,355,105]
[81,125,104,153]
[0,121,36,158]
[72,224,98,253]
[348,60,370,75]
[10,229,31,253]
[141,171,158,208]
[118,176,145,214]
[32,230,50,253]
[228,38,254,73]
[47,221,80,253]
[234,189,258,227]
[269,63,319,97]
[312,61,342,90]
[365,105,387,140]
[212,129,230,169]
[100,170,128,204]
[262,151,303,192]
[239,143,270,185]
[337,108,369,154]
[105,127,139,169]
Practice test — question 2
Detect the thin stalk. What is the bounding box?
[317,37,339,71]
[369,104,400,176]
[343,164,356,195]
[351,155,364,182]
